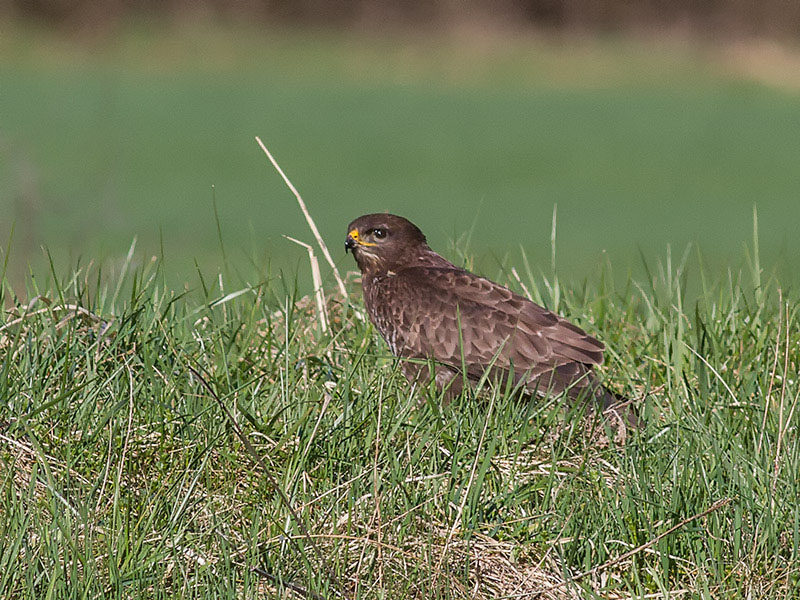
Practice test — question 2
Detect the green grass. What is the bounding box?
[1,21,799,289]
[0,221,798,598]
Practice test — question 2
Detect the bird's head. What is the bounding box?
[345,214,429,276]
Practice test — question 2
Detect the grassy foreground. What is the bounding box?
[0,235,798,599]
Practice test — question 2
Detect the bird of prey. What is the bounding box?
[345,213,630,421]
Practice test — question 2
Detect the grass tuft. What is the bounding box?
[0,237,798,598]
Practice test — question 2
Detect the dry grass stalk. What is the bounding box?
[542,496,733,594]
[255,136,347,299]
[284,235,329,333]
[0,300,108,334]
[758,289,783,454]
[770,297,792,504]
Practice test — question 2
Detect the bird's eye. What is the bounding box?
[372,228,387,239]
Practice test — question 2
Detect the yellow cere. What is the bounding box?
[350,229,377,247]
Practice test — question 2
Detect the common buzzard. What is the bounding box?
[345,213,630,422]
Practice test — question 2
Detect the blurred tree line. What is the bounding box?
[3,0,800,38]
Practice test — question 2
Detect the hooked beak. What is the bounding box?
[345,230,358,253]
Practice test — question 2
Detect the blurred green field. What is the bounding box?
[1,21,799,289]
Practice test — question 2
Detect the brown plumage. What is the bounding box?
[345,213,631,421]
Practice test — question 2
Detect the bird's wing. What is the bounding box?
[371,267,605,394]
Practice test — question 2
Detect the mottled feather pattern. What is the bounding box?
[346,213,631,420]
[365,266,603,396]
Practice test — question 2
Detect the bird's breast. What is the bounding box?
[364,279,405,356]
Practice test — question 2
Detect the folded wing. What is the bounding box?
[368,267,606,397]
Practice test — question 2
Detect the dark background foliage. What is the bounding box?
[5,0,800,38]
